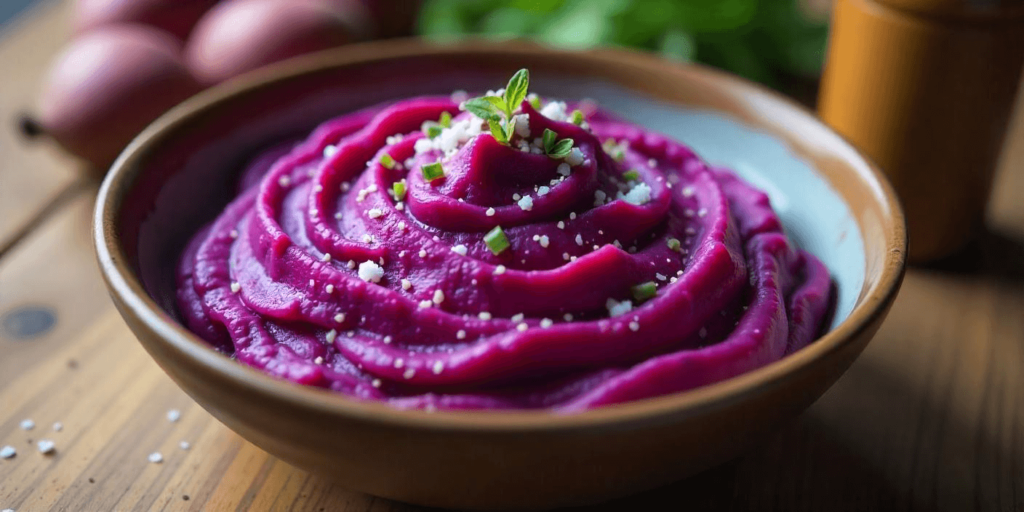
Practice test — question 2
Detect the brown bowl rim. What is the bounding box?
[94,38,907,433]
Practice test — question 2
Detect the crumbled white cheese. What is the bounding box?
[451,244,468,256]
[557,163,571,176]
[537,186,550,196]
[432,290,445,304]
[358,260,384,283]
[325,330,337,343]
[620,183,652,206]
[539,235,550,248]
[606,298,633,317]
[323,145,338,158]
[565,147,584,166]
[432,361,445,375]
[539,101,568,122]
[518,196,533,211]
[401,279,412,290]
[575,234,583,246]
[479,312,492,320]
[334,313,345,323]
[493,265,507,275]
[540,318,553,328]
[594,190,607,206]
[513,114,530,137]
[367,208,384,219]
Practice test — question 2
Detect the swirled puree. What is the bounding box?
[176,70,834,412]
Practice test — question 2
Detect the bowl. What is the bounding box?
[94,40,906,510]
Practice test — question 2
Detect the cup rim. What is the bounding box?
[94,38,907,433]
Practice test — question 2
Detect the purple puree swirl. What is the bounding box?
[176,86,834,412]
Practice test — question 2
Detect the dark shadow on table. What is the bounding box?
[917,226,1024,283]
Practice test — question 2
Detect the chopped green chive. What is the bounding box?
[529,95,542,109]
[631,281,658,302]
[379,153,396,169]
[484,226,510,255]
[571,109,584,125]
[422,161,445,182]
[622,169,639,181]
[439,111,452,128]
[667,238,681,251]
[392,179,407,201]
[422,121,442,138]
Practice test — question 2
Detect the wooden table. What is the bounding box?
[2,2,1022,511]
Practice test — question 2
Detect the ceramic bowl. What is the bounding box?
[94,40,906,510]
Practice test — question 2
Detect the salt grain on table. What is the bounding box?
[166,409,181,422]
[52,422,63,432]
[148,452,163,463]
[0,445,15,459]
[37,440,55,454]
[179,441,190,450]
[19,419,34,430]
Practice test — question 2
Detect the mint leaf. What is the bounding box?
[549,138,573,159]
[503,68,529,115]
[488,118,510,145]
[464,97,501,121]
[483,95,507,114]
[542,128,557,153]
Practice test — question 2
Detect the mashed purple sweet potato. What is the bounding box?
[176,71,833,412]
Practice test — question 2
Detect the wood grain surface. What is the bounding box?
[0,0,87,257]
[1,2,1023,511]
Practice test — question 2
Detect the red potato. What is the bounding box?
[74,0,219,40]
[185,0,370,85]
[38,25,203,168]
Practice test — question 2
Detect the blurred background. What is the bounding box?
[5,0,832,171]
[416,0,830,99]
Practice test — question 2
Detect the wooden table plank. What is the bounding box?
[0,0,85,256]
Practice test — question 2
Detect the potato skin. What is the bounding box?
[38,25,203,168]
[184,0,370,85]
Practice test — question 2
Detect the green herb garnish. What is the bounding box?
[571,109,584,125]
[622,169,639,181]
[439,111,452,128]
[379,153,396,170]
[392,179,407,201]
[462,69,531,146]
[422,161,445,182]
[488,116,516,145]
[542,128,574,159]
[631,281,658,302]
[667,238,681,251]
[484,226,510,255]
